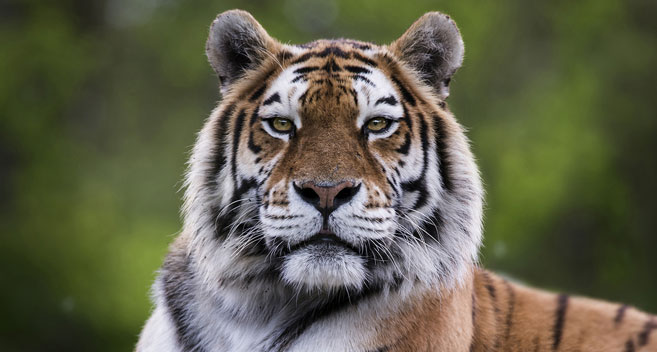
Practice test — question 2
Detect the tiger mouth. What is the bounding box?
[288,232,359,254]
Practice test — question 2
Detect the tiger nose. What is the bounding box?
[293,181,361,215]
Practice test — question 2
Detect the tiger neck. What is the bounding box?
[173,233,481,351]
[208,265,479,351]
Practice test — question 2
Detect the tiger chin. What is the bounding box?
[137,9,656,352]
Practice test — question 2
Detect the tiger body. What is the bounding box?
[137,10,656,352]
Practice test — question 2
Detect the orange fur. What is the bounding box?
[366,269,657,351]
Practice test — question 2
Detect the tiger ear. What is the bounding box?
[206,10,278,92]
[390,12,464,100]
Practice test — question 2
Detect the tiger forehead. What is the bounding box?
[259,42,403,125]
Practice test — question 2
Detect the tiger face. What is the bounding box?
[186,10,483,297]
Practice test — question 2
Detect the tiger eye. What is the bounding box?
[272,117,293,132]
[366,117,389,132]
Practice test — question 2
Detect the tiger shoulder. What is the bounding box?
[137,9,656,352]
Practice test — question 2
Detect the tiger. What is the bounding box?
[136,9,657,352]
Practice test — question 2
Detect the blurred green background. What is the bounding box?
[1,0,655,350]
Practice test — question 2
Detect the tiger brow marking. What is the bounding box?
[375,95,398,106]
[263,92,281,106]
[552,294,570,350]
[294,66,319,74]
[344,65,371,74]
[288,44,378,67]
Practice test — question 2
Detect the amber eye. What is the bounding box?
[366,117,390,132]
[270,117,294,133]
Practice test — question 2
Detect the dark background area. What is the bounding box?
[1,0,655,350]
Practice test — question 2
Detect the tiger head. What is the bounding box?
[184,10,483,296]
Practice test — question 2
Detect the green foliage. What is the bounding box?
[1,0,655,350]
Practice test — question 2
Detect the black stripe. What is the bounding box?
[353,75,374,86]
[294,66,319,74]
[480,272,502,351]
[249,83,267,102]
[396,132,411,155]
[213,177,259,239]
[247,109,262,154]
[263,92,281,106]
[207,103,236,187]
[247,131,261,154]
[552,294,569,350]
[503,280,516,341]
[471,292,477,327]
[625,339,636,352]
[391,75,416,106]
[483,272,497,301]
[248,112,264,153]
[290,52,314,65]
[638,317,656,346]
[345,65,371,74]
[375,95,398,106]
[353,52,378,67]
[400,113,428,209]
[615,304,630,326]
[270,285,383,351]
[277,50,293,61]
[232,177,258,204]
[317,45,349,59]
[433,114,453,192]
[291,75,307,83]
[231,109,247,184]
[299,90,309,105]
[321,58,342,72]
[290,46,376,66]
[162,253,206,352]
